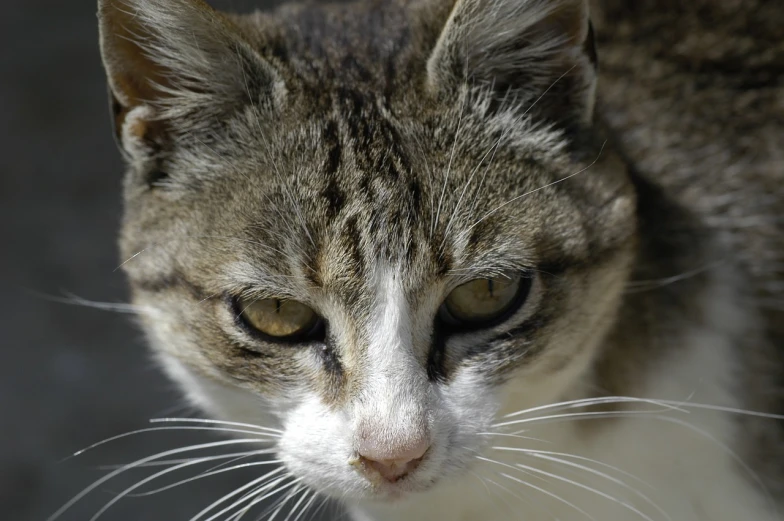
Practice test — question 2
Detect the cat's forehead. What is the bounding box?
[219,93,583,291]
[229,126,547,309]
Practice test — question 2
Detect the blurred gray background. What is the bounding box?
[0,1,339,520]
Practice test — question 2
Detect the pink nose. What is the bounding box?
[353,436,430,483]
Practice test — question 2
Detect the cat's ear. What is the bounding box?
[98,0,284,157]
[426,0,597,126]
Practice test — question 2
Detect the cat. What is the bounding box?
[84,0,784,519]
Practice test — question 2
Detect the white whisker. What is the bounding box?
[498,395,784,424]
[97,449,274,470]
[48,439,273,521]
[150,417,283,434]
[129,458,282,497]
[478,432,549,444]
[491,446,653,490]
[496,470,596,521]
[204,475,294,521]
[500,395,687,420]
[188,467,285,521]
[69,425,277,459]
[40,291,161,316]
[470,470,538,519]
[229,478,302,521]
[290,489,320,521]
[432,90,467,240]
[484,474,559,520]
[280,487,313,521]
[650,415,778,517]
[493,447,669,521]
[466,140,607,234]
[494,409,677,429]
[89,451,276,521]
[305,493,332,521]
[510,460,658,521]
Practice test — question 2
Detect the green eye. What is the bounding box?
[237,297,322,341]
[439,275,530,328]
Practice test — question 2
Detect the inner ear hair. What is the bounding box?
[97,0,284,157]
[426,0,597,126]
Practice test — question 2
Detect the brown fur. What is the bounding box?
[96,0,784,507]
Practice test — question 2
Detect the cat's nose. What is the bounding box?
[354,435,430,483]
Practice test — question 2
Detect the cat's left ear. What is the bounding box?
[426,0,597,126]
[98,0,285,158]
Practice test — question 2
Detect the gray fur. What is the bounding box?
[96,0,784,512]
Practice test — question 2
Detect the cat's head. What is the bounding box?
[99,0,636,503]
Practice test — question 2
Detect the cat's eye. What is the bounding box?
[438,274,531,329]
[236,297,323,342]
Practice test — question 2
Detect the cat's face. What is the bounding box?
[101,0,636,504]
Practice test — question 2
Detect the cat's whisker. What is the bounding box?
[432,89,468,241]
[201,474,293,521]
[68,425,278,460]
[499,395,688,420]
[473,469,549,520]
[482,455,552,485]
[281,486,316,521]
[28,290,162,317]
[460,65,577,239]
[468,470,496,501]
[114,234,290,271]
[481,455,651,521]
[493,409,677,429]
[649,415,778,517]
[149,417,283,434]
[468,471,521,520]
[500,395,784,422]
[187,467,286,521]
[305,494,332,521]
[625,260,726,293]
[88,450,277,521]
[248,99,316,251]
[262,486,302,521]
[489,445,654,491]
[483,473,560,520]
[520,64,578,119]
[465,140,607,234]
[510,460,659,521]
[115,247,148,271]
[48,438,274,521]
[127,458,283,497]
[228,477,302,521]
[441,112,508,247]
[199,449,273,476]
[96,449,274,470]
[494,469,596,521]
[262,483,307,521]
[491,447,670,521]
[497,405,775,501]
[491,405,780,518]
[290,488,320,521]
[197,291,223,305]
[477,431,548,444]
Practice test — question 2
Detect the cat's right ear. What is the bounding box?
[425,0,596,128]
[98,0,285,159]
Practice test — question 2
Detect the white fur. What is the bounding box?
[151,263,780,521]
[348,273,779,521]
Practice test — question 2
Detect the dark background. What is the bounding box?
[0,1,335,520]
